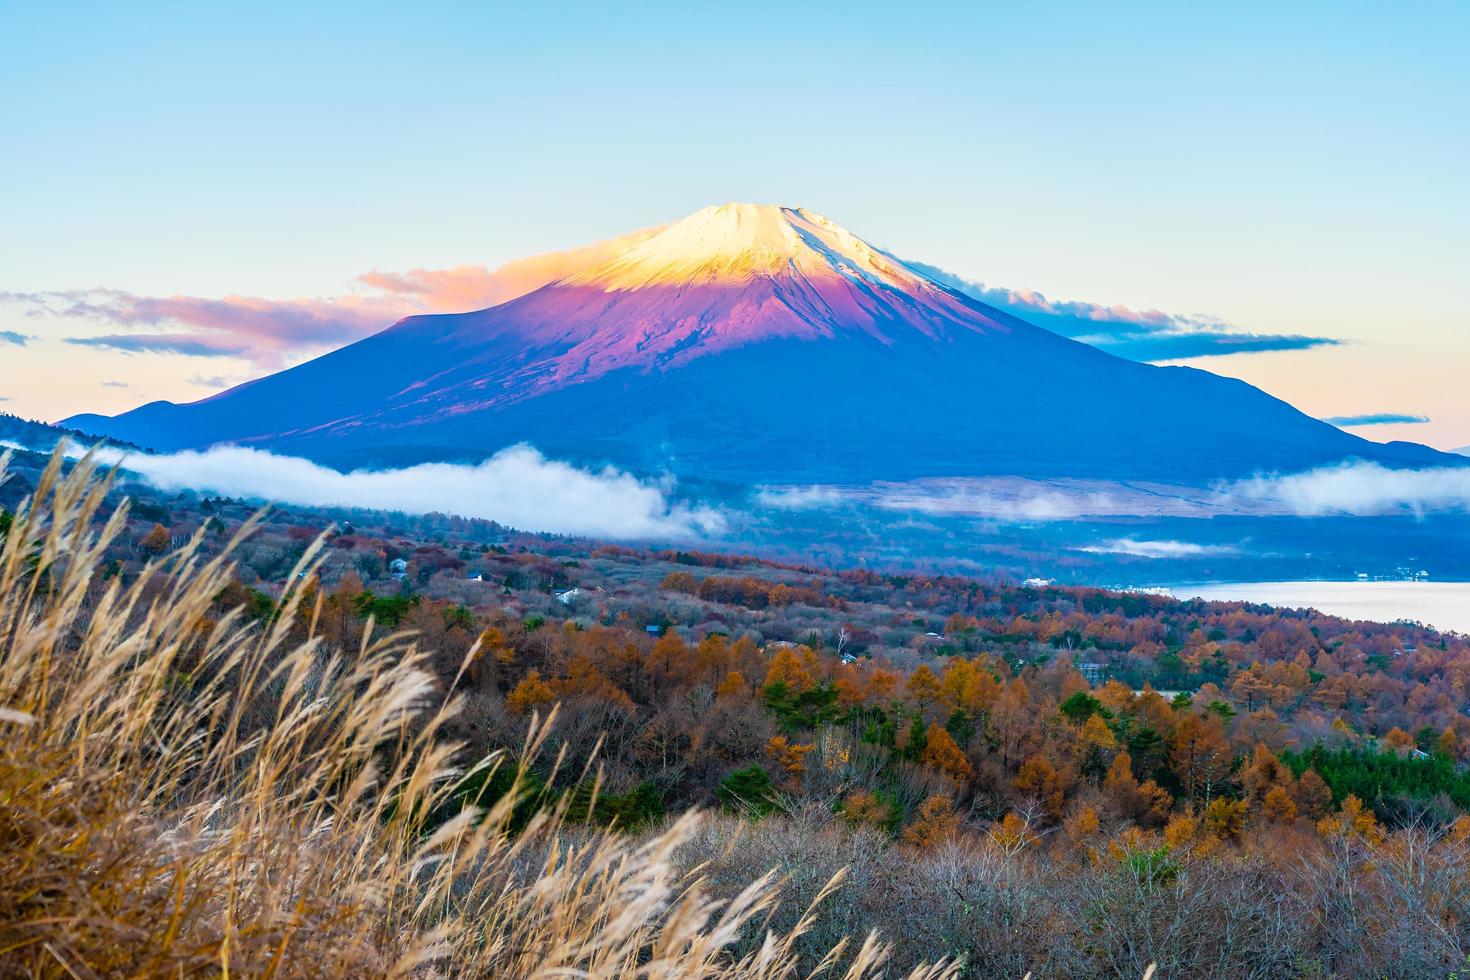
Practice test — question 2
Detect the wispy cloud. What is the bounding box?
[5,221,1313,373]
[1323,413,1430,427]
[756,479,1134,520]
[7,288,408,368]
[101,380,130,388]
[866,483,1115,521]
[356,224,661,310]
[1229,461,1470,516]
[757,462,1470,523]
[1079,537,1239,559]
[0,225,665,371]
[0,330,31,346]
[2,440,723,540]
[67,333,249,358]
[907,262,1342,362]
[1100,332,1341,362]
[754,486,849,510]
[186,373,251,389]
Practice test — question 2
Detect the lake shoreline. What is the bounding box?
[1160,580,1470,635]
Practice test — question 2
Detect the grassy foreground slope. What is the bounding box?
[8,445,1470,976]
[0,451,954,979]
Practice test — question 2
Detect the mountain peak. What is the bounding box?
[563,202,932,294]
[470,202,999,383]
[73,204,1458,487]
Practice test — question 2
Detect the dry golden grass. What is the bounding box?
[0,449,957,979]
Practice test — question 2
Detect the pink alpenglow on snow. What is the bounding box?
[456,203,1008,390]
[69,203,1458,487]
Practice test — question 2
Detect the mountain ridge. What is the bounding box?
[68,204,1459,484]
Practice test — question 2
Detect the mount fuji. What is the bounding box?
[69,203,1453,484]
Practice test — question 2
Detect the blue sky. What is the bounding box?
[1,1,1466,447]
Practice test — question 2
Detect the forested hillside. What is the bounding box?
[0,411,149,453]
[5,443,1470,975]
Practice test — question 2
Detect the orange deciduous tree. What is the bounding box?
[1383,726,1416,753]
[841,790,890,827]
[989,811,1038,853]
[764,647,812,692]
[1169,713,1235,803]
[766,735,815,780]
[905,664,943,708]
[921,723,974,782]
[1014,754,1067,821]
[1292,768,1333,820]
[506,669,555,715]
[715,670,748,700]
[903,795,960,849]
[1204,798,1247,841]
[1317,794,1384,846]
[140,523,171,555]
[1263,785,1298,822]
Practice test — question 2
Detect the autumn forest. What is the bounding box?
[5,443,1470,976]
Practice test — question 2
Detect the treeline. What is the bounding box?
[203,564,1470,854]
[206,572,1470,975]
[9,445,1470,975]
[8,435,1466,847]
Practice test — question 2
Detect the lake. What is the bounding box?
[1167,581,1470,635]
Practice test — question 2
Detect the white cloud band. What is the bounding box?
[3,441,724,540]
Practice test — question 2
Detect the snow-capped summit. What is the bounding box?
[370,203,1005,393]
[69,204,1456,484]
[564,203,936,295]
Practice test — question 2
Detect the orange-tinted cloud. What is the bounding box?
[29,292,407,367]
[6,217,1337,371]
[4,224,666,369]
[356,224,664,310]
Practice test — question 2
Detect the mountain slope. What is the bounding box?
[69,204,1454,483]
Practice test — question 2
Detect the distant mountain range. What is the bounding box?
[69,204,1457,484]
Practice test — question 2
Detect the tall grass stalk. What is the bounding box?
[0,449,955,978]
